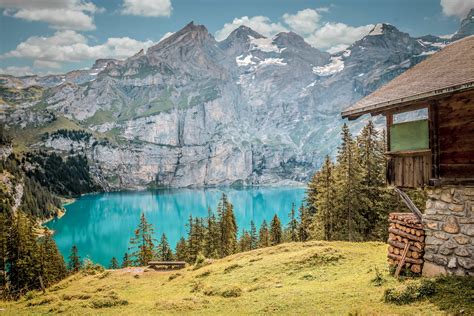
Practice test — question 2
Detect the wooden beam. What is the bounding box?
[386,113,393,152]
[428,101,440,180]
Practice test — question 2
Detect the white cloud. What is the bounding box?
[215,10,373,53]
[305,22,373,52]
[215,16,287,41]
[440,0,474,19]
[0,0,101,31]
[2,30,154,70]
[282,8,322,34]
[0,65,34,76]
[121,0,172,17]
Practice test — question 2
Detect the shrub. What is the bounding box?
[82,258,105,275]
[224,264,242,274]
[384,280,435,305]
[370,267,386,286]
[221,286,242,298]
[90,297,128,309]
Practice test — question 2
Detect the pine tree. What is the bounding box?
[175,237,188,262]
[109,257,120,269]
[334,124,365,241]
[68,245,81,272]
[311,156,337,240]
[121,253,130,268]
[218,194,237,257]
[204,207,220,258]
[287,203,299,242]
[258,220,270,248]
[298,203,311,242]
[306,172,318,216]
[157,233,173,261]
[249,220,258,250]
[357,121,386,240]
[128,213,157,266]
[270,214,283,245]
[38,228,67,286]
[238,229,252,252]
[6,212,41,295]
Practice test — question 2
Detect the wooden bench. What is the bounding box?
[148,261,186,270]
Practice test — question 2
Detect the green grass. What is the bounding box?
[1,241,472,315]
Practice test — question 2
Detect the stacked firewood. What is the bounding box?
[387,213,425,274]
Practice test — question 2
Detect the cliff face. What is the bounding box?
[1,19,471,189]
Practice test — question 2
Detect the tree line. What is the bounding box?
[111,194,312,267]
[307,121,425,241]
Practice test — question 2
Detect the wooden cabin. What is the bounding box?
[342,35,474,276]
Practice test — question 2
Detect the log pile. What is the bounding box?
[387,213,425,274]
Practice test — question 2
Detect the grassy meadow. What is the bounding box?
[1,241,472,315]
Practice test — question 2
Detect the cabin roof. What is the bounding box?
[342,35,474,119]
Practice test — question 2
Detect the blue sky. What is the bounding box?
[0,0,472,76]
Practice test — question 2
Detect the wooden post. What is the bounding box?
[428,101,439,181]
[395,241,411,278]
[38,275,46,294]
[386,113,393,152]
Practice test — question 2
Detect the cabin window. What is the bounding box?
[389,119,429,152]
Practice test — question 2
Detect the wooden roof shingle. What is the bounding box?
[342,35,474,119]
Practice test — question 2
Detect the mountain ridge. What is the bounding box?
[1,13,472,189]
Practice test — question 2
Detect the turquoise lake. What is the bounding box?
[47,187,306,266]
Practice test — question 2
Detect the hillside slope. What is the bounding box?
[2,241,471,315]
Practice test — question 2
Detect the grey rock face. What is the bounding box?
[1,19,472,189]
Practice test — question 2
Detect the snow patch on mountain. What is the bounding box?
[236,54,256,67]
[249,36,281,53]
[368,23,384,36]
[258,58,287,67]
[313,56,344,76]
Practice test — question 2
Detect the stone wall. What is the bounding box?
[422,186,474,276]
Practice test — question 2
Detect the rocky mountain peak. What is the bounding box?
[147,21,214,54]
[229,25,265,40]
[273,31,308,48]
[452,8,474,41]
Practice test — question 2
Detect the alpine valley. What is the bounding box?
[1,10,473,190]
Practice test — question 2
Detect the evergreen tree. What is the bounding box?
[204,207,220,258]
[218,194,237,257]
[270,214,283,245]
[128,213,157,266]
[238,229,252,252]
[258,220,270,248]
[306,172,318,216]
[109,257,120,269]
[175,237,188,262]
[249,220,258,250]
[38,229,67,286]
[121,253,130,268]
[357,121,386,240]
[157,233,173,261]
[287,203,299,242]
[68,245,81,272]
[334,124,365,241]
[311,156,337,240]
[298,203,311,242]
[6,212,41,295]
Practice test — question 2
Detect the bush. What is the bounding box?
[82,258,105,275]
[221,286,242,298]
[224,264,242,274]
[370,267,386,286]
[384,280,435,305]
[90,297,128,309]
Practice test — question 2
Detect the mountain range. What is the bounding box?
[1,9,473,189]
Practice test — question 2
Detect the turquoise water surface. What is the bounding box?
[47,187,306,266]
